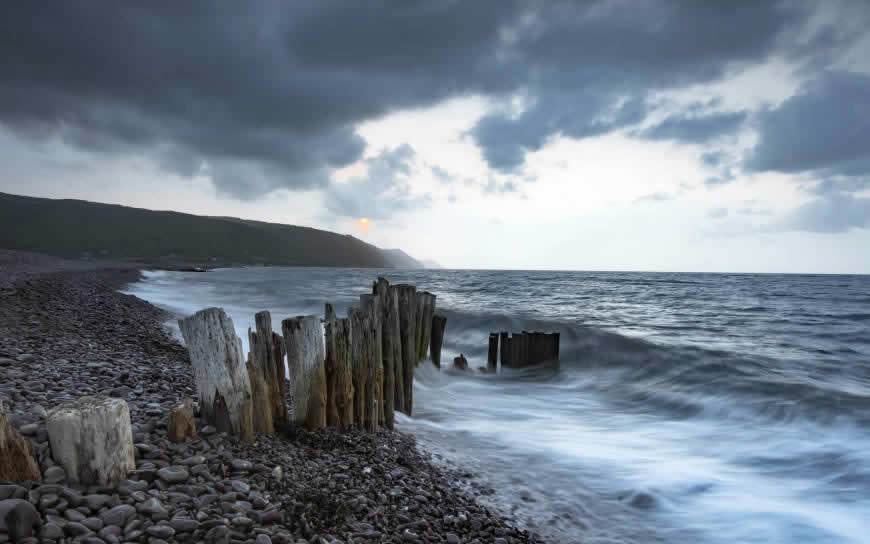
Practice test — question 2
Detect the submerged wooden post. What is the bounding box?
[361,294,382,432]
[414,292,425,366]
[519,332,530,367]
[349,307,368,429]
[554,332,560,359]
[431,314,447,368]
[375,278,399,430]
[282,315,326,430]
[247,311,287,435]
[395,284,417,415]
[179,308,254,441]
[487,333,498,372]
[499,332,508,369]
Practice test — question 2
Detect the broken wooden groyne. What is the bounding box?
[489,331,560,369]
[177,277,447,439]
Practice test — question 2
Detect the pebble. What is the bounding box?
[43,466,66,484]
[156,466,189,483]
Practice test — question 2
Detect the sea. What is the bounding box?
[124,267,870,544]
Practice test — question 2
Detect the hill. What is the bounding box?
[0,192,419,269]
[380,249,425,269]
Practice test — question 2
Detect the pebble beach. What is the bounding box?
[0,251,540,544]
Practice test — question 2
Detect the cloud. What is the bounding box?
[430,165,455,185]
[708,207,729,219]
[0,1,858,197]
[637,111,747,143]
[780,192,870,233]
[324,144,431,220]
[635,192,673,202]
[745,71,870,181]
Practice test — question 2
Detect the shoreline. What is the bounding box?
[0,250,541,543]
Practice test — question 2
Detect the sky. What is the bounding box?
[1,1,869,273]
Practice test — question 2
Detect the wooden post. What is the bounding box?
[247,310,287,435]
[520,331,530,367]
[389,286,405,416]
[430,314,447,369]
[281,315,326,430]
[179,308,254,441]
[360,294,381,432]
[395,284,417,415]
[324,304,339,427]
[348,307,368,429]
[499,332,508,369]
[553,332,560,359]
[418,293,436,362]
[375,278,398,430]
[414,292,425,366]
[487,333,498,372]
[335,317,355,427]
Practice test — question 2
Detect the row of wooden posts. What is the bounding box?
[487,331,560,371]
[178,278,445,441]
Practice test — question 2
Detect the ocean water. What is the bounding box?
[125,267,870,543]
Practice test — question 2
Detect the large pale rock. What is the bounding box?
[247,311,287,435]
[167,398,197,443]
[46,397,135,486]
[178,307,254,441]
[282,315,326,430]
[0,402,40,483]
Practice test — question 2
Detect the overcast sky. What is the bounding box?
[1,1,869,273]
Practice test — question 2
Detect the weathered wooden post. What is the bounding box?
[430,314,447,368]
[179,307,254,441]
[554,332,560,359]
[361,294,382,432]
[395,284,417,415]
[282,315,326,430]
[46,397,136,486]
[487,333,498,372]
[247,311,287,435]
[349,307,369,428]
[414,292,425,366]
[324,304,339,427]
[417,293,436,362]
[375,278,399,429]
[520,331,530,367]
[499,332,509,369]
[336,317,355,426]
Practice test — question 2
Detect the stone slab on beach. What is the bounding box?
[45,396,135,486]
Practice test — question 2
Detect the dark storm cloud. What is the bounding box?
[637,112,748,143]
[745,71,870,180]
[0,1,840,196]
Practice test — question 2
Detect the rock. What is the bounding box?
[99,504,135,527]
[271,466,282,480]
[167,398,197,443]
[81,517,103,531]
[145,524,175,539]
[156,466,189,484]
[178,308,254,441]
[18,424,37,436]
[452,354,469,371]
[43,466,65,484]
[0,401,41,483]
[230,459,252,472]
[0,499,41,540]
[256,535,272,544]
[169,518,199,532]
[136,497,167,516]
[84,494,110,511]
[45,397,135,486]
[64,521,90,536]
[41,521,64,540]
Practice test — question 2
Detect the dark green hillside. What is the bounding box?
[0,192,405,268]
